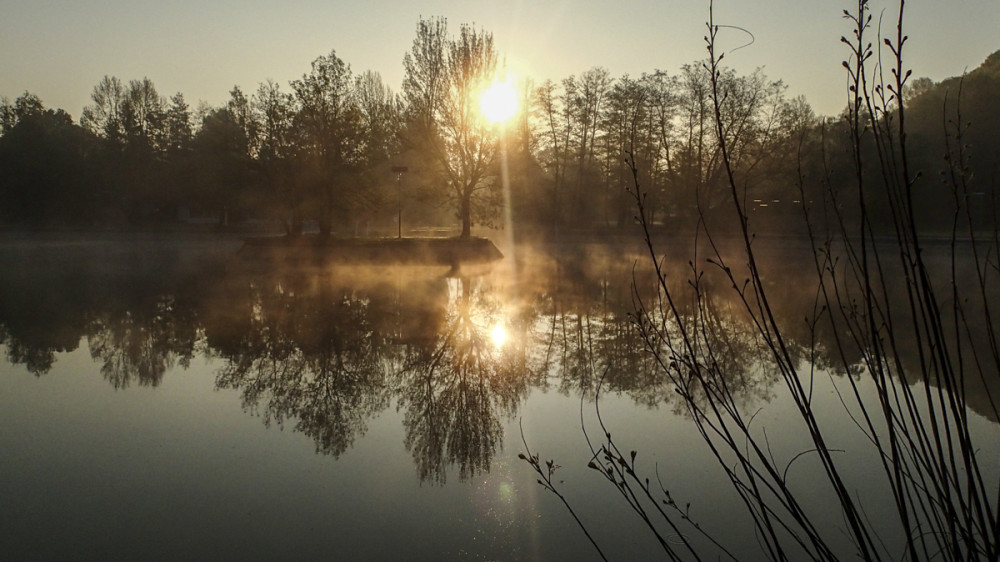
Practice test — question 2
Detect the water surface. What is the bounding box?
[1,232,996,560]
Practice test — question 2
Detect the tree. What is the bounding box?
[290,49,364,235]
[163,92,193,153]
[121,77,165,152]
[253,80,294,163]
[0,92,45,135]
[601,74,653,227]
[81,75,125,145]
[533,80,567,226]
[13,92,45,123]
[400,17,452,230]
[355,70,401,167]
[0,93,97,225]
[565,68,613,227]
[894,50,1000,231]
[638,70,681,224]
[666,63,791,229]
[250,80,296,231]
[402,18,506,238]
[190,107,251,224]
[227,86,259,157]
[353,70,403,233]
[0,96,14,135]
[402,17,449,137]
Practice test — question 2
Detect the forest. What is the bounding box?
[1,17,997,237]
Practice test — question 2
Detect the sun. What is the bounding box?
[479,78,518,125]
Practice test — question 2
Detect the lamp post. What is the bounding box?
[391,166,408,239]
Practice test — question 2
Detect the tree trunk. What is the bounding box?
[460,191,472,238]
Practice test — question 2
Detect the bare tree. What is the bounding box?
[533,79,569,227]
[402,17,505,238]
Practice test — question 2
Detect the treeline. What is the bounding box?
[1,17,997,235]
[0,65,402,232]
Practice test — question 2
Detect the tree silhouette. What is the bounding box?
[402,18,506,238]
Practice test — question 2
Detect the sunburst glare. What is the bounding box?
[479,78,518,124]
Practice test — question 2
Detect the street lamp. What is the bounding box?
[392,165,408,239]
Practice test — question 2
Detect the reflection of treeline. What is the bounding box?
[0,240,791,478]
[2,239,992,408]
[2,239,996,484]
[0,234,232,384]
[2,28,996,234]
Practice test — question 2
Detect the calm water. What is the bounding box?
[1,232,997,560]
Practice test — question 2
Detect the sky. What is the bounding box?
[2,0,998,120]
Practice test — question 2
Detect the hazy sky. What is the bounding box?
[2,0,997,120]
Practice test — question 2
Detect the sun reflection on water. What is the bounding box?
[490,323,508,348]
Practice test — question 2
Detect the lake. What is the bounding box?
[1,232,997,560]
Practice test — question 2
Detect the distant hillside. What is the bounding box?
[906,49,1000,178]
[901,49,1000,231]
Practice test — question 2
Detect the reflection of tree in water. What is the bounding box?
[398,276,533,484]
[531,257,661,401]
[528,252,781,411]
[211,271,395,457]
[0,235,226,378]
[86,295,200,389]
[2,326,64,375]
[0,259,100,375]
[653,279,782,415]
